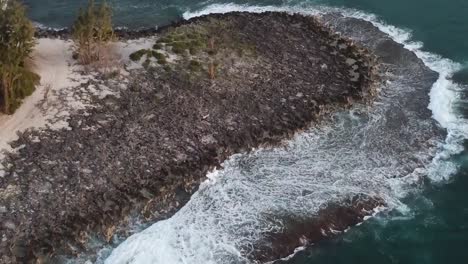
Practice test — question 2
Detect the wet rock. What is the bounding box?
[1,12,379,263]
[251,195,385,262]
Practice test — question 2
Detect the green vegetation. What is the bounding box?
[0,0,40,114]
[129,49,149,62]
[72,0,114,65]
[152,43,163,50]
[189,60,202,72]
[129,49,167,65]
[131,22,256,78]
[163,65,172,72]
[152,51,167,64]
[157,30,207,56]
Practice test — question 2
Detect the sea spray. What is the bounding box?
[101,5,467,263]
[343,9,468,182]
[183,3,468,181]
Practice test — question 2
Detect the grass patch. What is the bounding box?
[156,29,208,56]
[157,36,173,43]
[172,46,185,54]
[152,51,165,60]
[189,47,199,55]
[189,60,202,72]
[152,51,167,64]
[172,34,188,42]
[129,49,149,62]
[171,41,190,52]
[130,49,168,66]
[152,43,163,50]
[149,22,256,77]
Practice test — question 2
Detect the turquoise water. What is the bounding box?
[24,0,468,263]
[24,0,468,63]
[282,152,468,264]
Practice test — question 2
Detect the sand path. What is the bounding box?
[0,39,75,154]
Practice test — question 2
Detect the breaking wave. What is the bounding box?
[101,3,468,264]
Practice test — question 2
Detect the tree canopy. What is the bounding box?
[72,0,114,65]
[0,0,40,114]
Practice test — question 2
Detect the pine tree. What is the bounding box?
[0,0,40,114]
[72,0,114,65]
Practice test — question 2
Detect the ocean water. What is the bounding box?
[23,0,468,263]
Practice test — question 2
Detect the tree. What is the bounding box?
[0,0,40,114]
[72,0,114,65]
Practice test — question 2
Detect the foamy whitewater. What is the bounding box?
[101,4,468,264]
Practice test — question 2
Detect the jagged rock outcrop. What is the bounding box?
[1,12,379,263]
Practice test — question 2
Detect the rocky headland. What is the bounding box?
[0,12,381,263]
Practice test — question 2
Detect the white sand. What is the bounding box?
[0,37,155,176]
[0,39,79,153]
[113,37,157,70]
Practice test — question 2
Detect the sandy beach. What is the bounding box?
[0,37,153,175]
[0,39,77,152]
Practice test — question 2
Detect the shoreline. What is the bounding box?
[1,11,381,263]
[102,12,446,264]
[0,35,159,160]
[0,39,78,176]
[34,14,222,40]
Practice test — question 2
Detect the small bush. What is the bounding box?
[152,51,167,64]
[189,47,199,55]
[208,49,217,56]
[189,60,202,72]
[129,49,149,62]
[151,51,164,60]
[172,42,189,51]
[152,43,163,50]
[172,34,187,42]
[172,46,185,55]
[190,39,205,47]
[159,30,208,56]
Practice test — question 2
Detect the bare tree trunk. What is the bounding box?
[1,77,10,114]
[0,81,4,113]
[209,62,216,80]
[1,71,21,114]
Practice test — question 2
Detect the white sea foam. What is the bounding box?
[342,8,468,182]
[102,3,468,264]
[184,2,468,181]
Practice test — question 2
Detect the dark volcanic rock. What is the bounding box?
[34,27,161,40]
[34,27,70,39]
[251,195,385,263]
[1,12,379,263]
[246,13,443,263]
